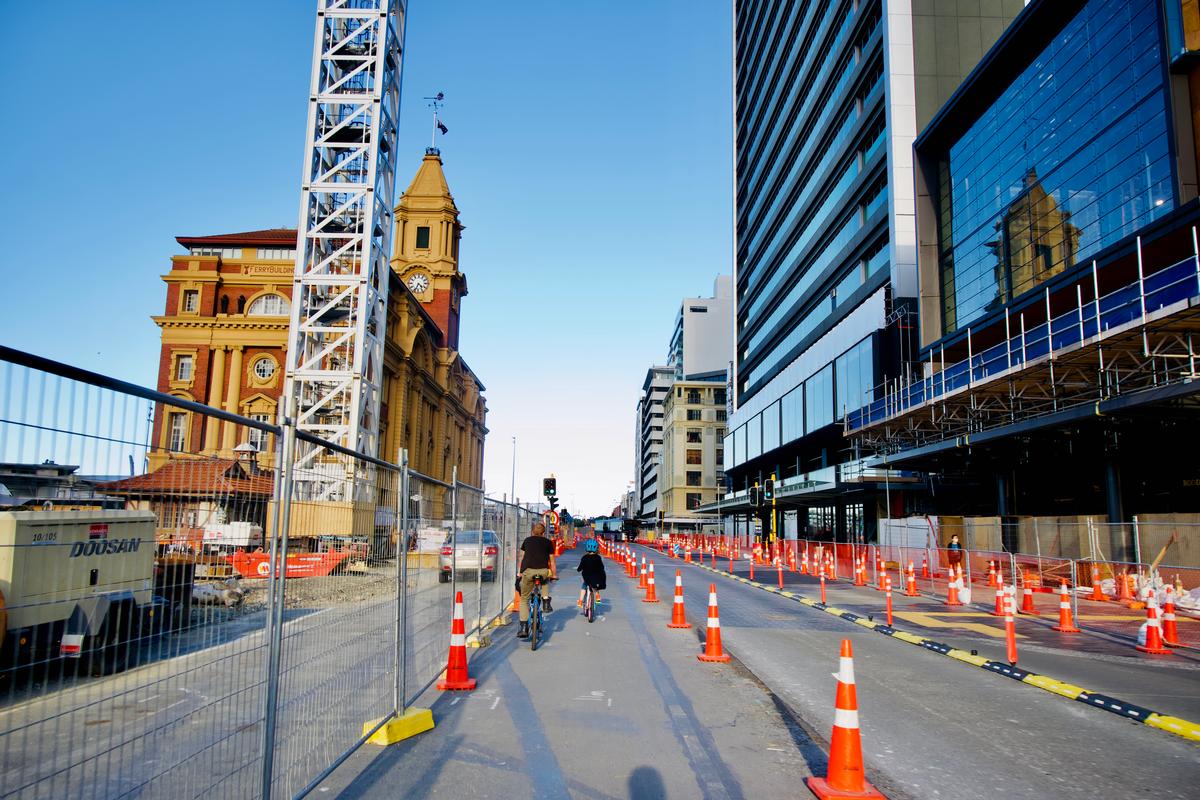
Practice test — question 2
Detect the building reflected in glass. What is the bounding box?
[931,0,1174,334]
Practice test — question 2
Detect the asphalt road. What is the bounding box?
[318,548,821,799]
[652,547,1199,800]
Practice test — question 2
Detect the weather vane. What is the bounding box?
[424,92,447,150]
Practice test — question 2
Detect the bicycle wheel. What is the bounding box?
[530,599,541,650]
[585,587,595,623]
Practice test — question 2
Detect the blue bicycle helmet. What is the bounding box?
[585,538,600,552]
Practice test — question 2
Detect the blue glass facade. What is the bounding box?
[936,0,1174,334]
[735,0,890,401]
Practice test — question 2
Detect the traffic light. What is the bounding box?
[543,476,557,497]
[549,496,559,512]
[763,478,775,502]
[749,485,760,507]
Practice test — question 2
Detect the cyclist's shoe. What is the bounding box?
[517,622,529,639]
[544,598,553,613]
[576,599,583,607]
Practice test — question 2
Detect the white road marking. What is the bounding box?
[490,696,500,710]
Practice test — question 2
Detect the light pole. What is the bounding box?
[510,436,516,509]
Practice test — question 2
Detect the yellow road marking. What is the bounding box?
[894,611,1022,639]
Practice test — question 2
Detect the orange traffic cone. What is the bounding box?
[437,591,476,691]
[697,584,731,663]
[801,547,809,575]
[945,570,962,606]
[643,562,660,603]
[639,557,648,590]
[1162,588,1180,646]
[991,580,1005,617]
[1052,581,1080,632]
[905,561,918,597]
[805,640,885,800]
[854,555,865,586]
[1136,595,1171,654]
[509,588,520,613]
[1116,570,1135,604]
[1089,564,1106,602]
[668,570,690,628]
[1020,576,1040,616]
[987,561,997,588]
[921,554,930,579]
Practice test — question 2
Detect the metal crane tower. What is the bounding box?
[285,0,407,500]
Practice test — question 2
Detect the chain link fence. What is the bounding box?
[0,346,533,799]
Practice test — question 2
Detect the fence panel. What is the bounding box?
[0,354,276,799]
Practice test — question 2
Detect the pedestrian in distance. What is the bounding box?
[946,533,964,570]
[517,522,556,639]
[577,538,607,608]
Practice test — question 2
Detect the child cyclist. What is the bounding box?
[577,538,607,608]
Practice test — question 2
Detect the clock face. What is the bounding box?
[406,273,429,293]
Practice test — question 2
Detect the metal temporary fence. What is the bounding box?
[0,346,533,799]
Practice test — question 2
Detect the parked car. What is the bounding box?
[438,530,499,583]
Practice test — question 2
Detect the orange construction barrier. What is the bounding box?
[884,574,893,627]
[1162,588,1180,646]
[643,562,659,603]
[437,591,476,691]
[668,570,691,628]
[805,640,885,800]
[1052,581,1080,632]
[1004,586,1018,665]
[1135,595,1171,654]
[697,584,731,663]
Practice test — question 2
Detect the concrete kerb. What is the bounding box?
[636,545,1200,744]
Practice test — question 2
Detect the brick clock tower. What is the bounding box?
[392,148,467,349]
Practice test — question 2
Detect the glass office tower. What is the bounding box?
[724,0,1024,541]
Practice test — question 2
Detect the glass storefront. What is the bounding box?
[936,0,1174,334]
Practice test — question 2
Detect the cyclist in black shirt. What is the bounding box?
[517,523,556,639]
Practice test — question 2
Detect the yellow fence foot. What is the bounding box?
[363,708,435,746]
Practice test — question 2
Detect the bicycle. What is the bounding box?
[527,574,555,650]
[582,583,597,623]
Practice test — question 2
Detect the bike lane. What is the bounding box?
[317,547,818,799]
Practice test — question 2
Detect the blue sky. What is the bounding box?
[0,1,732,515]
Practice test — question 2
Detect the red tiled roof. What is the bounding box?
[176,228,297,247]
[100,458,274,497]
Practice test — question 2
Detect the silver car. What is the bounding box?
[438,529,499,583]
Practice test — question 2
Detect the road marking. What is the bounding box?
[894,611,1020,639]
[490,696,500,710]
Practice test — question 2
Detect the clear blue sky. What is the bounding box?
[0,1,732,516]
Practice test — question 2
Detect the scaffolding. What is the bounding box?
[848,228,1200,455]
[285,0,407,501]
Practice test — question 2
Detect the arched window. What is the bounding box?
[247,294,289,316]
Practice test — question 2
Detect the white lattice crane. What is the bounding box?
[284,0,407,499]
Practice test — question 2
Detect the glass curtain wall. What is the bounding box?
[937,0,1174,333]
